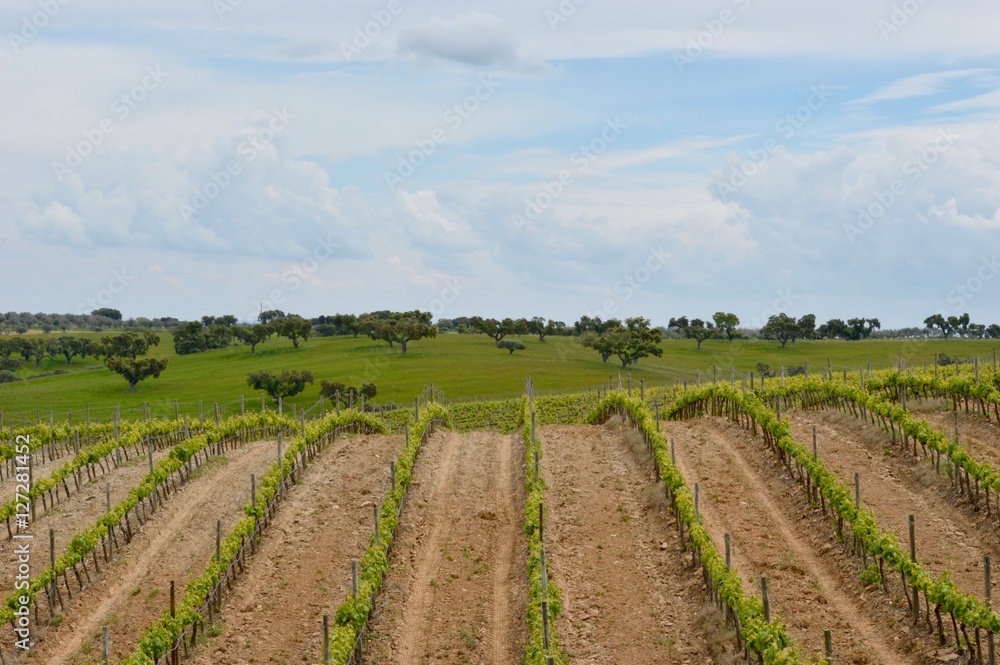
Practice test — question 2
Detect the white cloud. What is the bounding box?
[854,69,994,104]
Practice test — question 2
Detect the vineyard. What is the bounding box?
[3,368,1000,664]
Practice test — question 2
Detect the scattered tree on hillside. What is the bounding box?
[101,330,160,359]
[273,316,312,348]
[100,330,167,392]
[712,312,741,341]
[258,309,286,324]
[319,380,376,407]
[526,317,567,342]
[373,318,437,354]
[847,317,880,340]
[583,317,662,368]
[796,314,817,340]
[761,313,799,348]
[201,314,238,327]
[173,321,234,355]
[91,308,122,321]
[233,323,273,354]
[574,316,622,335]
[0,358,23,372]
[106,357,168,393]
[52,336,92,364]
[17,339,47,367]
[247,369,314,402]
[668,316,716,349]
[579,331,613,363]
[497,339,526,355]
[469,316,528,342]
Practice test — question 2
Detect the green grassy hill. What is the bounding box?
[0,332,996,425]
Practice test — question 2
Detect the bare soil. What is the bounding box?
[541,423,735,664]
[788,409,1000,601]
[362,430,528,665]
[0,443,176,584]
[185,434,405,665]
[909,397,1000,471]
[665,416,922,664]
[24,438,280,665]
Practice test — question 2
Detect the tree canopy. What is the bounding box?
[247,369,314,402]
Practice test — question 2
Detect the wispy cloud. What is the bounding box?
[853,69,994,104]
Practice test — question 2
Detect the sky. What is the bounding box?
[1,1,999,329]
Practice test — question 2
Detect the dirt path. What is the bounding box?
[665,417,915,664]
[542,424,732,664]
[184,434,404,665]
[27,438,279,665]
[789,410,1000,601]
[910,398,1000,471]
[363,430,528,665]
[0,444,176,583]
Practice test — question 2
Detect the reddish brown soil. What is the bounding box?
[25,438,280,665]
[788,410,1000,602]
[541,423,735,664]
[910,398,1000,471]
[186,434,404,665]
[0,444,176,585]
[362,430,528,664]
[665,417,920,664]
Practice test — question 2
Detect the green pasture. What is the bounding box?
[0,331,996,425]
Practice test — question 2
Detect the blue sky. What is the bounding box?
[1,0,999,328]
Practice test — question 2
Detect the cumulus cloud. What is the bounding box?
[16,111,374,262]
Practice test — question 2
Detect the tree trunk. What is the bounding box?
[401,340,408,355]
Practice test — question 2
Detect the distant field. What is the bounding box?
[0,332,997,424]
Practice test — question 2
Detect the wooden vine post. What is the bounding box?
[909,515,919,622]
[988,555,996,665]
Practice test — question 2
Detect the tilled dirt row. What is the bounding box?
[665,417,921,664]
[362,430,528,665]
[542,423,734,664]
[788,409,1000,603]
[26,438,279,665]
[187,434,404,665]
[909,397,1000,472]
[0,443,177,585]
